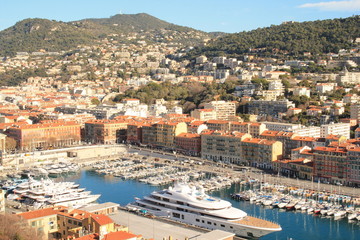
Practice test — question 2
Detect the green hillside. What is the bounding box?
[188,16,360,58]
[0,13,210,56]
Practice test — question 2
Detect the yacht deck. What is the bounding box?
[232,216,280,229]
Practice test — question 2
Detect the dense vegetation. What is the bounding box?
[0,13,210,56]
[114,80,239,113]
[187,16,360,59]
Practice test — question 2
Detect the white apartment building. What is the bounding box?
[320,122,350,139]
[293,126,321,138]
[203,101,236,120]
[261,121,302,132]
[336,68,360,85]
[316,83,336,94]
[293,87,311,98]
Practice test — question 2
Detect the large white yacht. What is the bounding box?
[9,177,100,209]
[127,182,281,238]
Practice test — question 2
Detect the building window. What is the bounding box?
[220,224,225,227]
[196,219,200,222]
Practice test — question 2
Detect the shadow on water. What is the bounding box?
[63,170,359,240]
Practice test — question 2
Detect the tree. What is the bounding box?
[5,137,17,152]
[91,98,101,106]
[0,214,41,240]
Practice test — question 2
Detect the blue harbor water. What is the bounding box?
[63,170,360,240]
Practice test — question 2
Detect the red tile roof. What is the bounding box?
[103,231,139,240]
[91,214,113,226]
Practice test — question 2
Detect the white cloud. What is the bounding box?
[299,0,360,11]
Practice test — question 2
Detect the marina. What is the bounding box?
[1,151,359,239]
[58,169,359,240]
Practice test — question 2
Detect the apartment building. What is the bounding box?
[293,87,310,98]
[350,104,360,124]
[126,123,144,144]
[248,99,295,116]
[153,121,188,149]
[206,120,231,131]
[190,108,217,121]
[347,147,360,186]
[174,133,201,156]
[203,101,236,120]
[320,122,350,139]
[7,121,81,151]
[260,131,297,158]
[201,131,251,165]
[313,147,348,185]
[240,138,283,168]
[292,126,321,138]
[262,121,302,132]
[17,206,124,240]
[229,122,267,137]
[85,119,130,144]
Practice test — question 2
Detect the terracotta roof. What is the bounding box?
[17,207,59,220]
[91,214,113,226]
[103,231,139,240]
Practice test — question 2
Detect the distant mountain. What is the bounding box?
[0,13,211,56]
[187,16,360,59]
[84,13,196,32]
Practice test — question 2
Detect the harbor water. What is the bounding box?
[63,170,360,240]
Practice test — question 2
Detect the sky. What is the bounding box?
[0,0,359,33]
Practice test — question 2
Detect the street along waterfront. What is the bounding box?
[62,170,360,240]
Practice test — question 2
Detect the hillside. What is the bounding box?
[0,13,211,56]
[187,16,360,59]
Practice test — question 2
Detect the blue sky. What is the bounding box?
[1,0,359,33]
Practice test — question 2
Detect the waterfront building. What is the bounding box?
[313,147,348,185]
[272,158,313,180]
[126,123,144,144]
[187,121,208,134]
[260,131,297,158]
[6,121,81,151]
[291,146,314,160]
[201,130,251,164]
[175,132,201,156]
[288,136,317,152]
[190,108,217,121]
[347,147,360,186]
[240,138,283,168]
[85,119,130,144]
[203,101,236,120]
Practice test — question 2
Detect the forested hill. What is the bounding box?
[187,16,360,59]
[0,13,212,56]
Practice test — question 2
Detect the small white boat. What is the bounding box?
[334,210,347,219]
[347,212,358,220]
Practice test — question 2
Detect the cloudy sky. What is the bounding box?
[1,0,359,33]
